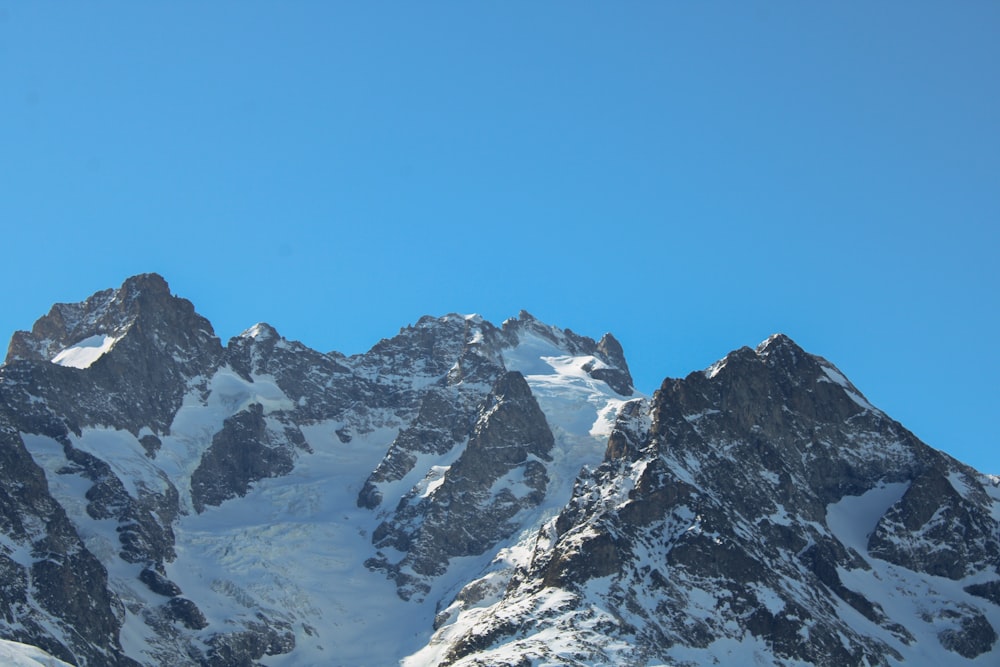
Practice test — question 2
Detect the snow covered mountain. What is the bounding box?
[0,274,997,666]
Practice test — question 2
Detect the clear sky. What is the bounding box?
[1,3,998,473]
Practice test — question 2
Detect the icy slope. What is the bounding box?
[168,422,422,667]
[0,640,73,667]
[500,323,638,516]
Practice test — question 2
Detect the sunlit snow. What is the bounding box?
[818,364,878,412]
[242,323,276,340]
[825,483,1000,665]
[0,639,72,667]
[168,422,421,667]
[50,334,118,368]
[704,358,727,379]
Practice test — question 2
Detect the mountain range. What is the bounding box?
[0,273,997,666]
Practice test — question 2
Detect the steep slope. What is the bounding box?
[0,276,635,666]
[0,639,74,667]
[418,335,1000,666]
[0,273,225,666]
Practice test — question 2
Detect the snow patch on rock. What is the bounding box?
[50,334,119,368]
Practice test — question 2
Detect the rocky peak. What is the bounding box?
[226,322,312,379]
[1,274,224,435]
[240,322,279,342]
[429,337,1000,667]
[754,331,799,356]
[5,273,182,365]
[692,334,881,431]
[501,310,551,342]
[353,313,506,388]
[596,331,628,369]
[501,311,589,354]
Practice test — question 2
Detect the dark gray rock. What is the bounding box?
[869,466,1000,578]
[140,566,182,597]
[369,371,554,600]
[4,273,224,436]
[604,397,649,462]
[937,606,997,658]
[190,403,306,512]
[165,598,209,631]
[203,618,295,667]
[966,580,1000,606]
[140,433,162,457]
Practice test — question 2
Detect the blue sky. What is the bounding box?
[2,3,998,472]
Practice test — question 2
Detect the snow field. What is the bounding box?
[50,334,119,369]
[826,483,1000,665]
[168,421,430,667]
[501,329,640,518]
[0,639,73,667]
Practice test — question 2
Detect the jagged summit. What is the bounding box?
[756,330,798,353]
[755,331,816,374]
[701,332,803,374]
[0,275,996,667]
[1,274,223,435]
[5,272,215,366]
[239,322,279,341]
[698,332,880,420]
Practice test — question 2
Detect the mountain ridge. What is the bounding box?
[0,273,997,666]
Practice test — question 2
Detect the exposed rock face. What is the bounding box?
[868,465,1000,579]
[0,276,997,667]
[5,273,223,435]
[935,605,997,659]
[190,403,308,513]
[368,371,554,599]
[225,322,363,425]
[356,386,473,510]
[428,335,1000,667]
